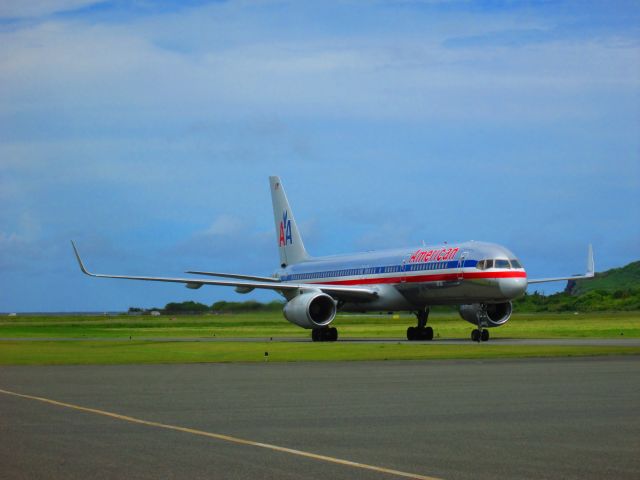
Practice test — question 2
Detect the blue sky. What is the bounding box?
[1,0,639,311]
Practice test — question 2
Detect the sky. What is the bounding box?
[1,0,639,312]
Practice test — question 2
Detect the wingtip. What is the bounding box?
[70,240,90,275]
[587,243,595,276]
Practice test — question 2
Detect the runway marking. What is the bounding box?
[0,388,442,480]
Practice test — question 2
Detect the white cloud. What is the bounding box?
[204,214,245,236]
[1,8,637,126]
[0,0,102,19]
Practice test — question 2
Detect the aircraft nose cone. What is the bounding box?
[499,277,527,299]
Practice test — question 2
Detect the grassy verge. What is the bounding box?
[1,312,639,339]
[1,312,638,365]
[1,340,638,365]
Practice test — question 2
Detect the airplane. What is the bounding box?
[72,176,595,342]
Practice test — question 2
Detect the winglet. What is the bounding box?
[527,244,596,284]
[586,244,595,278]
[71,240,93,276]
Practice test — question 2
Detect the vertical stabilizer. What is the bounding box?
[269,176,310,267]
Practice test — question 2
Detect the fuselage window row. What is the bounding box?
[287,258,487,281]
[285,260,472,280]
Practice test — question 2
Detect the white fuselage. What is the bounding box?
[278,241,527,311]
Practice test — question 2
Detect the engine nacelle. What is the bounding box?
[459,302,512,327]
[283,292,337,329]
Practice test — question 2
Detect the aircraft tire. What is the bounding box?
[481,330,489,342]
[471,329,480,342]
[407,327,416,341]
[329,327,338,342]
[424,326,434,340]
[312,327,338,342]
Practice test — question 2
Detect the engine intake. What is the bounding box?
[459,302,512,327]
[283,292,337,329]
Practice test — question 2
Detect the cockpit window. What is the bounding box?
[495,259,511,269]
[476,259,496,270]
[477,258,521,270]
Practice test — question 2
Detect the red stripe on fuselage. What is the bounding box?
[311,270,526,286]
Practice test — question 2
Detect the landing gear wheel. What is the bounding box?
[312,327,338,342]
[407,326,433,341]
[471,329,481,342]
[481,329,489,342]
[329,327,338,342]
[424,326,434,340]
[407,308,434,341]
[407,326,417,341]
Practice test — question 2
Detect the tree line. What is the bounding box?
[129,300,285,315]
[127,287,640,315]
[513,288,640,312]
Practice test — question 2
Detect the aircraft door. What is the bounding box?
[457,251,468,281]
[401,254,411,283]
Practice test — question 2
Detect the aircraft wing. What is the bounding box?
[185,271,279,282]
[72,242,378,301]
[527,245,595,284]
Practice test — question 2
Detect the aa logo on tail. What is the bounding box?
[279,211,293,246]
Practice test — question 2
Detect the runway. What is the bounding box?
[1,357,639,479]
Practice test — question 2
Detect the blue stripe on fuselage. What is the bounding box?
[280,259,478,282]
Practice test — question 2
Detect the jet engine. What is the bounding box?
[459,302,512,327]
[283,292,337,329]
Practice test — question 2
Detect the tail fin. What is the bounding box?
[269,176,310,267]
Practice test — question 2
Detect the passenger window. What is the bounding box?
[495,259,510,269]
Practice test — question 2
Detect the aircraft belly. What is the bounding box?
[341,284,413,312]
[397,278,504,305]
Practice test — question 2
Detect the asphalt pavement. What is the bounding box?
[1,357,639,479]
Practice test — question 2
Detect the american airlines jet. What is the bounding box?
[72,176,594,342]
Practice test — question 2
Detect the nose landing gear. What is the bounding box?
[471,328,489,342]
[407,308,434,341]
[311,327,338,342]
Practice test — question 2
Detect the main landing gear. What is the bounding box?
[407,308,434,341]
[311,327,338,342]
[471,328,489,342]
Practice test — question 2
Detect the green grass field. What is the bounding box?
[1,341,638,365]
[1,311,638,365]
[2,311,639,339]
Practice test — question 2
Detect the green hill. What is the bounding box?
[516,260,640,312]
[572,261,640,294]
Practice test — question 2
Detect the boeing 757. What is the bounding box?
[72,176,594,342]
